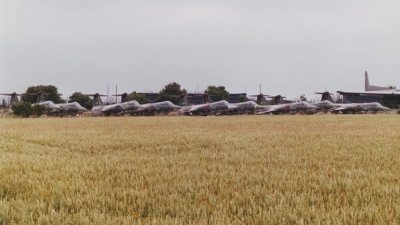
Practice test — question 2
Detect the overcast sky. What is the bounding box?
[1,1,399,101]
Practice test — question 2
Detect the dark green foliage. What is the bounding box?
[237,95,248,102]
[69,92,93,110]
[128,92,148,104]
[382,96,400,110]
[157,82,187,105]
[269,99,277,105]
[21,85,65,104]
[11,102,33,117]
[32,104,46,117]
[204,86,229,102]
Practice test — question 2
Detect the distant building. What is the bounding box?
[228,93,248,103]
[138,92,248,104]
[337,71,400,104]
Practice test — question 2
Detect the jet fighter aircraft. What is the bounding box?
[312,92,343,112]
[258,101,317,115]
[22,92,61,114]
[333,102,391,114]
[100,100,141,116]
[56,102,88,116]
[136,101,181,116]
[95,93,141,116]
[84,93,107,115]
[188,100,238,116]
[224,101,266,115]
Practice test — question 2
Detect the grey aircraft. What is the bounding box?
[23,92,61,114]
[258,101,317,115]
[174,94,215,115]
[56,102,88,116]
[333,102,391,114]
[311,92,343,113]
[224,101,266,115]
[136,101,181,116]
[84,93,108,115]
[188,100,238,116]
[100,93,141,116]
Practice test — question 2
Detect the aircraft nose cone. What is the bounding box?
[307,104,317,109]
[228,105,238,110]
[52,105,61,110]
[79,106,88,112]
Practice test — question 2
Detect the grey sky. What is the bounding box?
[1,1,399,101]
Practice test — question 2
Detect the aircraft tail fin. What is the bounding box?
[203,94,213,104]
[93,94,104,106]
[37,92,45,103]
[84,93,106,107]
[111,93,129,103]
[120,93,128,103]
[365,71,370,91]
[257,95,269,105]
[267,95,286,105]
[10,94,20,105]
[365,71,391,91]
[179,95,190,106]
[315,92,335,103]
[0,93,21,105]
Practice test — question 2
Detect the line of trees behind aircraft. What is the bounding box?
[1,82,250,111]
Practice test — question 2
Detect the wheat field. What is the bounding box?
[0,115,399,224]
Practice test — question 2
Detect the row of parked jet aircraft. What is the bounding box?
[1,71,397,116]
[0,91,392,117]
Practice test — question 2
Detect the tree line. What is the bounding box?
[5,83,234,116]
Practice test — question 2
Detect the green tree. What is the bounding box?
[204,86,229,102]
[11,102,33,117]
[32,104,46,117]
[128,92,148,104]
[21,85,65,104]
[237,95,248,102]
[69,92,93,110]
[156,82,187,105]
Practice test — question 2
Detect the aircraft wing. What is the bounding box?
[257,105,283,114]
[334,106,348,111]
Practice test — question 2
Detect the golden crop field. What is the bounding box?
[0,115,399,224]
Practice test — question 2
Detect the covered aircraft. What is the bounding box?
[188,100,238,116]
[312,92,343,112]
[136,101,181,116]
[334,102,391,114]
[101,93,141,116]
[22,92,61,114]
[57,102,88,116]
[84,93,108,115]
[258,101,317,115]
